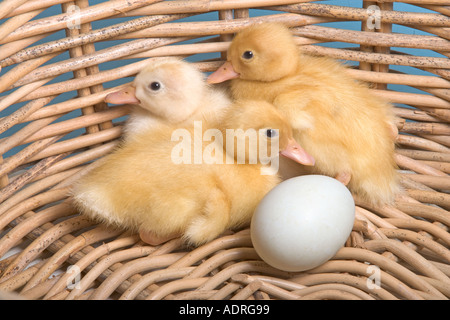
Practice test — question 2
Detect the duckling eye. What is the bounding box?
[149,82,161,91]
[242,51,254,60]
[264,129,278,138]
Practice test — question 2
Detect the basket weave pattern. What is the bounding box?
[0,0,449,300]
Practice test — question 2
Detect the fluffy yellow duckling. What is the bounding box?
[208,22,400,205]
[105,57,230,138]
[71,100,314,246]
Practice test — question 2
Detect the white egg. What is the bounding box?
[251,175,355,272]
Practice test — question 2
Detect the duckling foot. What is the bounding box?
[335,172,351,186]
[390,122,399,140]
[139,230,180,246]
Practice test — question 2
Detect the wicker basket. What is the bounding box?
[0,0,449,301]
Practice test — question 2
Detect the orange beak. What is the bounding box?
[207,61,240,84]
[105,86,140,104]
[280,138,315,166]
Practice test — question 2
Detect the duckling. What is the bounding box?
[207,22,400,205]
[71,100,314,246]
[105,57,230,138]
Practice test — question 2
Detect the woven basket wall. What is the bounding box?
[0,0,449,301]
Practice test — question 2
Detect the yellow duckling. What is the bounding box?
[208,22,400,205]
[106,57,230,138]
[71,100,314,246]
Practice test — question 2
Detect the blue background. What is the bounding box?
[0,1,442,158]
